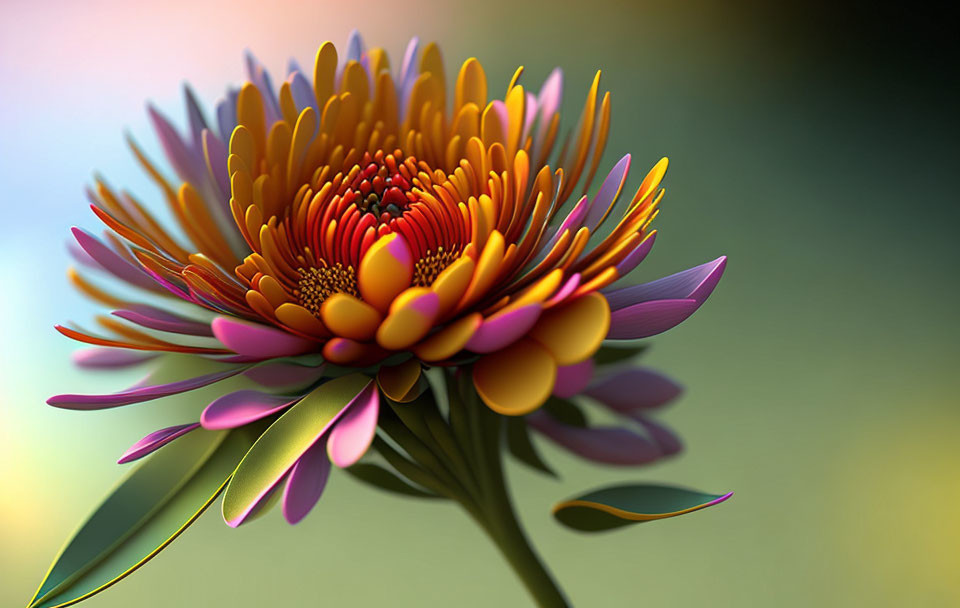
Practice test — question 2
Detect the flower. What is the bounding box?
[32,31,730,608]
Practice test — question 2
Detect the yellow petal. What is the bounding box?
[275,302,329,338]
[457,230,504,312]
[413,313,481,362]
[432,256,475,317]
[377,359,423,402]
[358,233,414,312]
[473,339,556,416]
[376,287,439,351]
[320,293,382,341]
[529,292,610,365]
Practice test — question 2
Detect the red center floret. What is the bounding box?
[346,151,418,224]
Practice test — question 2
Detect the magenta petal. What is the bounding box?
[112,305,213,336]
[48,367,245,410]
[327,384,379,468]
[527,412,662,465]
[553,360,595,398]
[585,154,631,230]
[211,316,316,359]
[201,390,299,430]
[584,368,683,411]
[117,423,200,464]
[615,232,657,277]
[607,298,700,340]
[634,416,683,457]
[147,104,202,184]
[604,256,727,311]
[282,437,332,524]
[545,273,581,308]
[71,228,157,291]
[72,348,158,369]
[466,305,542,353]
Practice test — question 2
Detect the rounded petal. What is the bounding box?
[377,359,423,402]
[530,292,610,365]
[358,233,414,311]
[465,304,541,353]
[473,339,557,416]
[376,288,439,350]
[320,293,382,340]
[431,256,475,316]
[117,423,200,464]
[412,313,481,361]
[585,368,683,412]
[281,438,331,525]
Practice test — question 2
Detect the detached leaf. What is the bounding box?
[28,428,259,608]
[345,463,442,499]
[505,417,557,477]
[553,484,732,532]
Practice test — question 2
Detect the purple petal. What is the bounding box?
[242,361,325,388]
[282,437,332,524]
[202,128,230,201]
[147,104,202,184]
[72,348,158,369]
[584,154,631,230]
[615,232,656,277]
[212,317,316,359]
[47,367,245,410]
[112,305,213,336]
[244,51,281,125]
[288,71,317,114]
[585,368,683,411]
[398,37,420,117]
[553,359,595,398]
[215,89,239,143]
[604,257,727,311]
[182,84,208,156]
[345,29,366,64]
[527,412,662,465]
[634,416,683,456]
[607,299,700,340]
[71,228,157,291]
[117,423,200,464]
[466,305,542,353]
[201,390,299,430]
[327,384,379,468]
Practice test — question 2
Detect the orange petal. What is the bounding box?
[457,230,504,312]
[413,313,481,362]
[530,292,610,365]
[322,337,366,364]
[275,302,330,338]
[377,359,423,402]
[320,293,382,341]
[376,287,440,351]
[358,233,414,312]
[473,338,557,416]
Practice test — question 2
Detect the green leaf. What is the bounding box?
[593,344,648,366]
[553,484,732,532]
[542,397,588,428]
[28,427,259,608]
[221,374,371,527]
[505,417,556,477]
[345,463,442,499]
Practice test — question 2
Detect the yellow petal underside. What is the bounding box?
[473,338,557,416]
[530,292,610,365]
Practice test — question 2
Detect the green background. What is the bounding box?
[1,1,956,605]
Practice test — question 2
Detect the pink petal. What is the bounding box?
[327,384,380,468]
[212,316,316,359]
[201,390,299,430]
[282,437,332,524]
[71,228,157,291]
[72,348,158,369]
[112,305,213,336]
[465,305,542,353]
[117,423,200,464]
[553,359,595,398]
[615,231,657,276]
[242,361,326,388]
[585,367,683,411]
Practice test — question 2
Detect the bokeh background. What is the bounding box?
[1,0,956,605]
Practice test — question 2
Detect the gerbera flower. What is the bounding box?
[31,31,729,608]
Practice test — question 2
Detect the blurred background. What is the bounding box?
[1,0,956,605]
